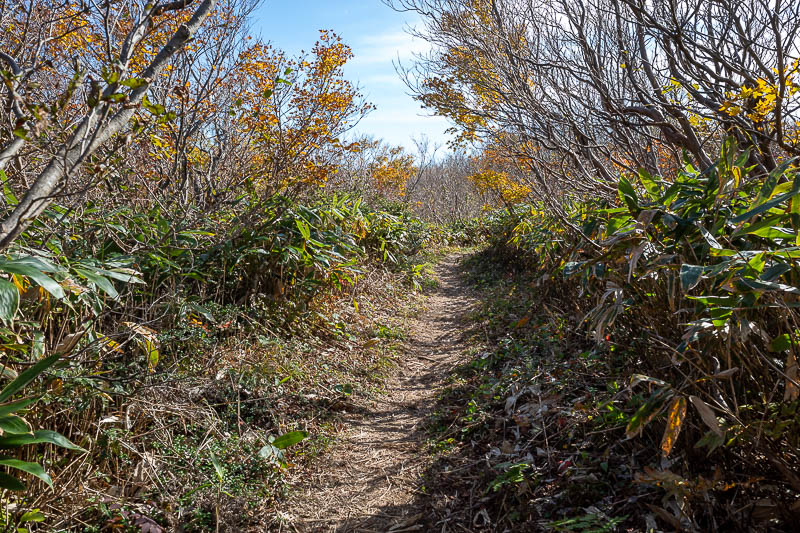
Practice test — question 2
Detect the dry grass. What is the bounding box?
[23,261,426,531]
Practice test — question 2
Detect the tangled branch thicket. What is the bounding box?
[393,0,800,207]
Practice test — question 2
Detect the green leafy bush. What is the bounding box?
[0,354,85,491]
[485,139,800,522]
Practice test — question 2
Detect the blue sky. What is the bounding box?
[252,1,452,151]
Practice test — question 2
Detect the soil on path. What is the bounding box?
[289,254,474,532]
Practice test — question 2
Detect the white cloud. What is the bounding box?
[360,73,405,85]
[354,106,453,148]
[349,29,430,67]
[369,108,435,124]
[342,24,451,149]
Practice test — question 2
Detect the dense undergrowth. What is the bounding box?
[424,142,800,532]
[0,189,440,531]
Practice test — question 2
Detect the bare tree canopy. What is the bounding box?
[388,0,800,212]
[0,0,223,249]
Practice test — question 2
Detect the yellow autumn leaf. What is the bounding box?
[660,396,687,457]
[514,315,530,328]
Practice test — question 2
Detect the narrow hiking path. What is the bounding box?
[288,254,474,532]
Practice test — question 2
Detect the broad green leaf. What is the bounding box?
[0,170,17,207]
[209,451,224,482]
[702,258,737,278]
[747,253,766,274]
[638,169,662,200]
[774,248,800,259]
[333,384,353,396]
[769,180,797,199]
[754,158,796,206]
[770,333,793,352]
[0,279,19,324]
[19,509,45,523]
[658,181,681,206]
[762,263,791,281]
[0,429,86,452]
[15,256,61,274]
[706,248,732,258]
[145,338,159,371]
[258,444,281,460]
[720,136,737,171]
[0,397,38,417]
[618,176,639,214]
[731,174,800,223]
[747,226,795,239]
[0,415,31,435]
[120,77,147,89]
[142,95,166,116]
[272,430,308,450]
[0,260,64,299]
[98,268,144,284]
[0,354,60,403]
[74,268,118,299]
[296,219,311,241]
[679,264,704,291]
[0,456,51,486]
[31,331,45,359]
[738,278,800,294]
[595,207,628,215]
[733,214,786,237]
[626,387,671,439]
[187,302,216,323]
[607,215,634,235]
[0,472,24,491]
[101,67,120,84]
[710,306,733,327]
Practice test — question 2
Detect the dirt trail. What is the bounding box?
[289,254,473,532]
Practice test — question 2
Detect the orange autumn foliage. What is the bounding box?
[233,31,373,194]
